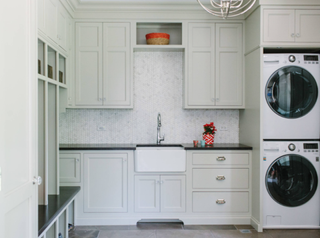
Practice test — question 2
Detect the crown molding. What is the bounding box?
[60,0,76,17]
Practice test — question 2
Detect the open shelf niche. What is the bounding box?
[135,22,183,47]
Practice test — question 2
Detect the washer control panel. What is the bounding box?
[303,143,319,153]
[304,55,319,64]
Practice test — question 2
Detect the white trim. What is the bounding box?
[251,216,262,232]
[75,216,252,226]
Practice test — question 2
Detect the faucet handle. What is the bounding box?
[161,134,165,141]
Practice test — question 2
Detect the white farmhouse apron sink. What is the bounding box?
[135,145,186,172]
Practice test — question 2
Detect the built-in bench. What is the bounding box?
[38,186,80,238]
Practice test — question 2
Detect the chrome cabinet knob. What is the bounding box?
[291,33,295,38]
[296,33,300,37]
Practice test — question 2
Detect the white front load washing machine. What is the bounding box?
[263,54,320,140]
[263,141,320,228]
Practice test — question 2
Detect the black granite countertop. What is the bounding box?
[38,186,80,237]
[60,143,137,150]
[60,143,252,150]
[182,143,252,150]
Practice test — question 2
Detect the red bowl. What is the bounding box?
[146,32,170,40]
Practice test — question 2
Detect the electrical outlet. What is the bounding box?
[219,126,228,131]
[97,126,106,131]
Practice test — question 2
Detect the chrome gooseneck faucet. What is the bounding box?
[157,113,165,144]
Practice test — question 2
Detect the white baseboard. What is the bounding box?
[75,216,252,226]
[250,216,262,232]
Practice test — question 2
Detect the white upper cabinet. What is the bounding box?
[216,24,243,106]
[185,23,243,109]
[295,10,320,43]
[75,23,103,106]
[263,9,295,43]
[44,0,58,42]
[75,22,132,108]
[187,23,215,107]
[57,6,68,51]
[103,23,131,107]
[263,9,320,44]
[38,0,45,33]
[38,0,69,52]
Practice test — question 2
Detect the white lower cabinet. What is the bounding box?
[134,175,186,213]
[59,153,81,183]
[60,149,252,226]
[83,153,128,213]
[193,191,249,213]
[187,150,251,217]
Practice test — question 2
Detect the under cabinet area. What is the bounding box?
[134,175,186,213]
[185,23,243,109]
[263,9,320,45]
[75,22,132,108]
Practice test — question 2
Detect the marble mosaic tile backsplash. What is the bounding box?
[59,51,239,144]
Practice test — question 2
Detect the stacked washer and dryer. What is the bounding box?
[263,54,320,228]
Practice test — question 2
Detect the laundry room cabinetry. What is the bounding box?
[134,175,186,213]
[187,150,251,215]
[83,153,128,213]
[185,23,243,109]
[38,0,70,52]
[263,9,320,45]
[59,153,81,183]
[74,22,132,108]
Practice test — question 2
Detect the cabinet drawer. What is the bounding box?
[192,153,249,166]
[193,168,249,189]
[193,192,249,213]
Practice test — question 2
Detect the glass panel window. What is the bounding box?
[265,66,318,119]
[266,155,318,207]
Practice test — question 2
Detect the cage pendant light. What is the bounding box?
[197,0,256,19]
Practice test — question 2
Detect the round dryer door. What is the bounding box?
[265,66,318,119]
[266,155,318,207]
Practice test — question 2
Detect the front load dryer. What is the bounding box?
[263,54,320,140]
[263,141,320,228]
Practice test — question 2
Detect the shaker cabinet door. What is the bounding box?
[187,23,215,106]
[161,175,186,213]
[75,23,103,106]
[186,23,243,108]
[44,0,58,42]
[103,23,131,107]
[263,9,295,43]
[215,24,243,106]
[59,153,81,183]
[83,153,128,213]
[295,10,320,43]
[134,175,160,213]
